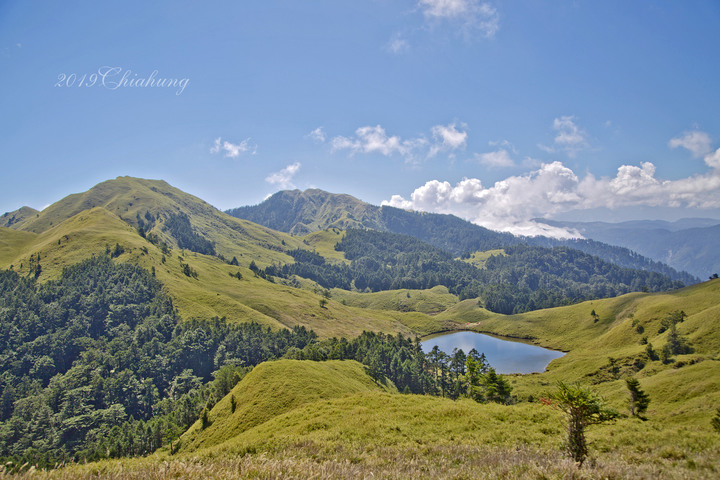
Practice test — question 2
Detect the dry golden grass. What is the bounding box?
[4,442,715,479]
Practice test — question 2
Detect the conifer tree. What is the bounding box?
[626,377,650,419]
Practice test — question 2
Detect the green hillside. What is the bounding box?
[0,178,438,338]
[2,177,720,478]
[176,359,395,453]
[0,206,38,228]
[3,278,720,478]
[226,188,384,235]
[227,188,697,284]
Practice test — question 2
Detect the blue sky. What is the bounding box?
[2,1,720,236]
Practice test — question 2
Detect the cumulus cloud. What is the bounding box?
[669,130,720,170]
[419,0,500,38]
[705,148,720,169]
[210,137,257,158]
[265,162,301,190]
[384,158,720,238]
[669,131,712,158]
[330,123,467,162]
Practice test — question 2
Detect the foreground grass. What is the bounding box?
[6,444,710,479]
[5,391,718,479]
[5,360,718,479]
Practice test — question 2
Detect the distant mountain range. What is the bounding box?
[536,219,720,279]
[0,177,697,323]
[227,189,698,285]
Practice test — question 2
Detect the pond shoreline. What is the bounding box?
[420,328,569,353]
[420,330,567,374]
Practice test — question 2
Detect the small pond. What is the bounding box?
[420,331,565,374]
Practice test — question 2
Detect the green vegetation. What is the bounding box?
[547,382,619,466]
[0,256,316,466]
[176,359,395,453]
[626,377,650,418]
[267,228,684,314]
[163,212,215,256]
[228,188,696,284]
[1,177,719,478]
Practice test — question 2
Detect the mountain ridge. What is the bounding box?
[227,188,698,285]
[537,218,720,278]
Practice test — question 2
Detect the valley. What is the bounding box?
[1,177,719,479]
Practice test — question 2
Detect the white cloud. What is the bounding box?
[308,127,326,143]
[669,131,712,158]
[384,158,720,238]
[540,115,589,157]
[429,123,467,157]
[210,137,256,158]
[330,123,466,162]
[419,0,500,38]
[705,148,720,169]
[476,149,514,167]
[265,162,301,190]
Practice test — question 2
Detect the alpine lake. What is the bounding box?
[421,331,565,374]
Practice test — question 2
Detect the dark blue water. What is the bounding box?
[420,331,565,374]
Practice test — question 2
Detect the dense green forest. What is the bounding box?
[0,257,315,466]
[381,206,696,284]
[163,212,216,256]
[0,256,517,468]
[264,229,685,314]
[286,331,512,403]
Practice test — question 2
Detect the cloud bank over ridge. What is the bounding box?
[384,136,720,238]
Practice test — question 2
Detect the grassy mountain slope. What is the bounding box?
[434,278,720,424]
[226,189,384,235]
[9,282,720,479]
[8,176,307,268]
[0,181,440,338]
[331,285,458,315]
[177,359,395,453]
[0,206,38,228]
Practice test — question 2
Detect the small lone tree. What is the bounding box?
[625,377,650,419]
[549,382,618,466]
[201,408,210,429]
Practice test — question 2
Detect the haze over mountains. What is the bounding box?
[536,218,720,279]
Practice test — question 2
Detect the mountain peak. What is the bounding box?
[1,206,39,229]
[227,189,382,235]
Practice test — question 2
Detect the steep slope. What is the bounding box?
[538,218,720,279]
[226,188,385,235]
[177,359,395,452]
[0,179,441,338]
[0,206,39,228]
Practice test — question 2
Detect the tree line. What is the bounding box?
[264,229,684,314]
[0,256,315,467]
[285,331,513,403]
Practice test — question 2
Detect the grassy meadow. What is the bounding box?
[1,177,719,478]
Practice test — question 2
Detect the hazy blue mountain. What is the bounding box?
[537,219,720,279]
